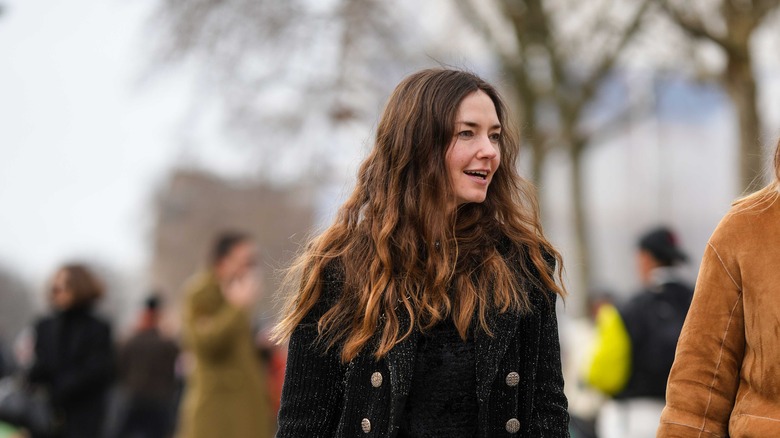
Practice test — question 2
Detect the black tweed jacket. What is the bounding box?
[277,260,569,438]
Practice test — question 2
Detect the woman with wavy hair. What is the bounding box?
[274,68,569,437]
[657,140,780,438]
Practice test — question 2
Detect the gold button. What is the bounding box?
[361,418,371,433]
[506,418,520,433]
[506,371,520,387]
[371,371,383,388]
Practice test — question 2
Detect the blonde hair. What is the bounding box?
[734,138,780,207]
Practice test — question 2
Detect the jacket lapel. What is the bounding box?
[385,311,420,433]
[475,309,521,403]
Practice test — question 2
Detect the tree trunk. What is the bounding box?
[569,141,590,317]
[506,70,546,186]
[724,49,764,193]
[529,136,546,186]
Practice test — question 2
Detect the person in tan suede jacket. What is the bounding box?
[657,139,780,438]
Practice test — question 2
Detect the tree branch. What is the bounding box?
[451,0,518,67]
[750,0,780,26]
[575,0,653,115]
[658,0,732,49]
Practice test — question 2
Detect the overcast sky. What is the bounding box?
[0,0,256,285]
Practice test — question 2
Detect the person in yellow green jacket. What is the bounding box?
[584,227,694,438]
[177,231,274,438]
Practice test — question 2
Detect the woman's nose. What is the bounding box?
[476,136,498,159]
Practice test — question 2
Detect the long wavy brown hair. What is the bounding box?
[274,68,565,363]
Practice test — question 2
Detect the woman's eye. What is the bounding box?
[458,130,474,138]
[489,133,501,142]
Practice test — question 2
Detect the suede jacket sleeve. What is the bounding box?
[657,239,745,437]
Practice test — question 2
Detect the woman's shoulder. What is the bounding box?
[495,233,560,308]
[184,269,219,297]
[301,257,346,323]
[34,310,111,334]
[74,309,113,332]
[321,257,346,286]
[496,233,555,273]
[711,192,780,249]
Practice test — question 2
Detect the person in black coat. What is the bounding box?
[273,69,569,437]
[585,227,694,438]
[28,263,115,438]
[615,227,694,401]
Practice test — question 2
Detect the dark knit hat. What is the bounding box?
[638,226,688,265]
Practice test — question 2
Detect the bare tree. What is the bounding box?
[658,0,780,193]
[149,0,427,183]
[151,0,658,312]
[451,0,652,310]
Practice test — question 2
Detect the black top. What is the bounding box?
[276,253,570,438]
[399,318,478,438]
[28,307,115,438]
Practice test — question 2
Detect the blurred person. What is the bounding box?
[28,263,115,438]
[0,335,13,379]
[585,227,693,438]
[254,325,285,424]
[0,421,24,438]
[116,294,180,438]
[274,68,569,437]
[561,291,614,438]
[657,139,780,437]
[11,327,33,372]
[176,232,273,438]
[0,336,22,438]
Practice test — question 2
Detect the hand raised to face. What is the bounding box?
[223,270,261,309]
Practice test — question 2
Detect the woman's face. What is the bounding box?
[445,90,501,208]
[216,241,258,282]
[51,269,75,310]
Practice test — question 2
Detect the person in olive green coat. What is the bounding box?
[177,232,273,438]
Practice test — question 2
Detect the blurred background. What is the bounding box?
[3,0,780,332]
[0,0,779,434]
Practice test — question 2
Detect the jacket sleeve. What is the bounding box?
[184,283,248,361]
[657,242,744,438]
[276,271,345,438]
[531,293,571,437]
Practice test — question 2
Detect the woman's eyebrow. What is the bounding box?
[456,120,502,130]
